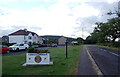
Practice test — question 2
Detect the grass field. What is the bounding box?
[2,46,82,75]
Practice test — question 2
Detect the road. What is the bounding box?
[2,46,64,56]
[78,45,119,75]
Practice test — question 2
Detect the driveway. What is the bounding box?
[2,46,65,56]
[78,45,119,75]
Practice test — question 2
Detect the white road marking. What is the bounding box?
[109,52,119,57]
[101,49,106,51]
[100,48,119,56]
[85,46,103,75]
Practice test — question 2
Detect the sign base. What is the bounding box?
[22,61,53,66]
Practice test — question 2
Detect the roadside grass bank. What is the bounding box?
[98,45,120,51]
[98,43,120,51]
[2,46,82,75]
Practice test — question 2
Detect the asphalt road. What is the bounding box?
[78,45,119,75]
[2,46,64,56]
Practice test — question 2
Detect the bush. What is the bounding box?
[27,47,35,53]
[27,47,49,53]
[2,42,15,46]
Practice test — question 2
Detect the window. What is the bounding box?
[29,36,32,39]
[2,46,7,48]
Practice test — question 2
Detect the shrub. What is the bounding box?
[27,47,49,53]
[2,42,15,46]
[27,47,35,53]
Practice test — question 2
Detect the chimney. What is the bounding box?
[24,28,27,32]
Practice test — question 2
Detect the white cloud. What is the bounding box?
[72,3,100,17]
[0,0,118,39]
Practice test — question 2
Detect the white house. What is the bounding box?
[58,36,67,45]
[9,29,43,45]
[39,36,44,44]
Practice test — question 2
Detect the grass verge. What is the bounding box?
[98,45,120,51]
[2,46,81,75]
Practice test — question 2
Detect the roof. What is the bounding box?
[9,29,38,36]
[59,36,67,39]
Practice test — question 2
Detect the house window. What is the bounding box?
[29,36,32,39]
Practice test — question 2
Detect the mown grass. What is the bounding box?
[2,46,81,75]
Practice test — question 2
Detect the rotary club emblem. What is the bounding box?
[35,56,42,63]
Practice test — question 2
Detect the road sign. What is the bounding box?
[26,53,50,65]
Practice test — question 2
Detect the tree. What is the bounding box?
[100,18,120,42]
[72,37,84,44]
[85,17,120,44]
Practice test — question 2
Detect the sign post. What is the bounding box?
[66,41,68,58]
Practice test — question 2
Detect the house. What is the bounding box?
[39,36,44,44]
[2,36,9,43]
[58,36,67,45]
[8,29,43,45]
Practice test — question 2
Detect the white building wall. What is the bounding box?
[9,35,24,43]
[27,33,34,44]
[33,34,39,43]
[39,37,43,44]
[9,33,42,44]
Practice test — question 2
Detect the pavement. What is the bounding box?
[78,45,119,75]
[77,45,97,75]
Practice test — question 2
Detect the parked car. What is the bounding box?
[9,43,29,51]
[51,44,57,47]
[0,45,10,53]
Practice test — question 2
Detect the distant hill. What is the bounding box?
[41,35,75,42]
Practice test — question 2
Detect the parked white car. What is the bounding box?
[51,44,57,47]
[9,43,29,51]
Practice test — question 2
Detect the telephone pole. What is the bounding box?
[107,1,120,17]
[82,27,84,44]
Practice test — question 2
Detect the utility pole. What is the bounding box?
[82,27,83,39]
[107,1,120,17]
[82,27,84,44]
[66,41,68,58]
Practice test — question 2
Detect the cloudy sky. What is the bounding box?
[0,0,119,39]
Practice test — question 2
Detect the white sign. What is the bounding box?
[26,53,50,65]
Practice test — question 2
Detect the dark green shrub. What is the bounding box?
[27,47,49,53]
[2,42,15,46]
[27,47,35,53]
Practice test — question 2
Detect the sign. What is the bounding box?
[26,53,50,65]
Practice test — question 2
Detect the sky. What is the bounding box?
[0,0,119,39]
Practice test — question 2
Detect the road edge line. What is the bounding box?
[85,46,103,76]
